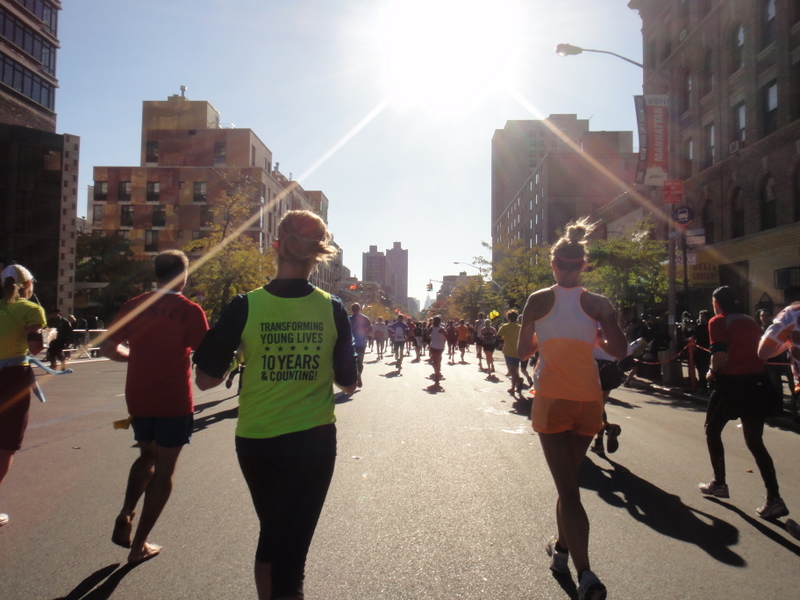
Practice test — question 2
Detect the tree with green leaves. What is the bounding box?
[183,174,276,321]
[75,232,153,316]
[449,276,502,322]
[582,218,668,312]
[484,239,554,310]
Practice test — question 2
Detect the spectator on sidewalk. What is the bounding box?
[693,310,712,392]
[46,308,73,371]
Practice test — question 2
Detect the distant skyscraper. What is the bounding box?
[385,242,408,309]
[362,245,387,286]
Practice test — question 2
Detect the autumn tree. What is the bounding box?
[183,174,276,321]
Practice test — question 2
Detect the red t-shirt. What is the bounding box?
[108,291,208,417]
[708,313,764,376]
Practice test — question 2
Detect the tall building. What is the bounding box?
[628,0,800,311]
[491,115,590,235]
[385,241,408,309]
[492,127,637,252]
[90,94,341,294]
[0,0,80,313]
[362,245,387,288]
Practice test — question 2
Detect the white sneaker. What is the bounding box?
[0,513,8,527]
[545,536,569,574]
[578,569,607,600]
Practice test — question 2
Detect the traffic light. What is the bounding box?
[426,282,433,291]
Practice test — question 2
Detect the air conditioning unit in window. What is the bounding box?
[729,141,741,154]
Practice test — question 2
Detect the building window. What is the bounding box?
[703,123,715,169]
[146,181,160,202]
[701,49,713,97]
[794,166,800,221]
[732,188,745,238]
[702,200,715,244]
[118,181,131,202]
[214,141,227,166]
[117,229,130,240]
[760,175,777,230]
[146,141,159,164]
[120,205,134,227]
[193,181,207,203]
[0,52,56,110]
[733,102,746,142]
[762,0,776,48]
[94,181,108,201]
[682,138,693,178]
[192,230,207,241]
[680,71,692,113]
[662,20,672,62]
[763,80,778,135]
[144,230,159,252]
[732,24,745,73]
[200,207,213,227]
[152,205,166,227]
[92,204,103,224]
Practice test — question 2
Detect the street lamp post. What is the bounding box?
[555,43,681,386]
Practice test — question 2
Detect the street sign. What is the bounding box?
[674,205,694,228]
[664,180,683,204]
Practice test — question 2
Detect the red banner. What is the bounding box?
[634,95,669,187]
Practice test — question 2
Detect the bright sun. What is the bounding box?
[379,0,522,114]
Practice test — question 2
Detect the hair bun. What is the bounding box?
[567,225,586,243]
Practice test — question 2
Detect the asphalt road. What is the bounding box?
[1,348,798,599]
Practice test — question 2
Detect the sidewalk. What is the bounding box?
[628,373,800,433]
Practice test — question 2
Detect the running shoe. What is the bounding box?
[545,536,570,574]
[589,438,605,456]
[786,519,800,540]
[698,481,730,498]
[756,496,789,519]
[605,424,621,454]
[0,513,8,527]
[577,569,607,600]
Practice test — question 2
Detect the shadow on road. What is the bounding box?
[706,497,800,556]
[581,459,745,566]
[53,562,139,600]
[193,405,238,433]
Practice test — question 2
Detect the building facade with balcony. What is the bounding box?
[0,0,79,313]
[629,0,800,312]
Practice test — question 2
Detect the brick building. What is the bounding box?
[90,94,343,294]
[628,0,800,312]
[492,126,637,253]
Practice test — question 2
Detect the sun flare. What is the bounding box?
[379,0,522,114]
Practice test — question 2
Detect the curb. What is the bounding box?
[628,380,800,433]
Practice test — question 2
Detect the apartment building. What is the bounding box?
[0,0,79,313]
[626,0,800,311]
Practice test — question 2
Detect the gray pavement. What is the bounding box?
[1,350,799,599]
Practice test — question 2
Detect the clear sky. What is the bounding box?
[56,0,644,307]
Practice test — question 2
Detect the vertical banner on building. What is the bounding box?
[634,95,669,187]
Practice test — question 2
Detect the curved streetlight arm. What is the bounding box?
[555,43,643,69]
[453,262,503,292]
